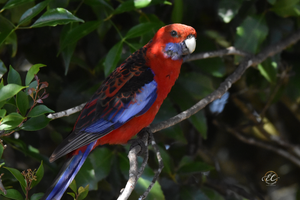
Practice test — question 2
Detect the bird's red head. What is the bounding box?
[148,23,197,61]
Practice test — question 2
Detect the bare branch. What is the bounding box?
[47,103,86,120]
[149,28,300,134]
[118,145,141,200]
[186,46,250,62]
[205,178,261,200]
[118,130,164,200]
[139,133,164,200]
[220,122,300,168]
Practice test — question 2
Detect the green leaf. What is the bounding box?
[8,66,21,85]
[0,79,3,90]
[202,187,225,200]
[69,179,77,193]
[271,0,300,17]
[218,0,243,23]
[75,158,98,190]
[104,41,123,76]
[204,30,230,48]
[134,0,152,8]
[59,21,101,53]
[58,20,98,75]
[61,41,77,75]
[89,147,113,181]
[0,15,15,46]
[0,189,24,200]
[21,115,51,131]
[85,0,114,11]
[27,105,54,117]
[136,176,165,199]
[77,185,89,200]
[234,16,268,54]
[177,73,215,99]
[0,100,5,109]
[171,0,183,23]
[1,0,35,10]
[180,186,209,200]
[163,1,172,5]
[18,0,50,26]
[16,91,29,116]
[4,167,27,193]
[0,112,25,130]
[114,0,155,14]
[113,0,135,14]
[0,109,5,118]
[125,22,161,39]
[31,8,84,28]
[67,192,76,199]
[177,161,214,174]
[0,84,26,102]
[268,0,277,4]
[257,59,277,83]
[2,137,56,171]
[118,152,130,179]
[155,98,186,143]
[189,110,207,139]
[133,160,165,198]
[31,161,44,188]
[0,143,3,159]
[30,193,44,200]
[5,30,17,57]
[0,60,7,78]
[25,64,46,85]
[28,145,39,153]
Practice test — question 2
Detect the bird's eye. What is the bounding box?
[170,30,178,37]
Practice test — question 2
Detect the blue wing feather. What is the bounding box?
[84,80,157,133]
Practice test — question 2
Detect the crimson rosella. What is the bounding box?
[41,23,196,200]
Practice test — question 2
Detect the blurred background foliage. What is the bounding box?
[1,0,300,199]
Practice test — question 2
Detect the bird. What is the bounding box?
[41,23,196,200]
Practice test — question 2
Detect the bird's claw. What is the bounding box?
[128,128,152,156]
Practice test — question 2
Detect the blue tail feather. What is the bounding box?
[41,141,97,200]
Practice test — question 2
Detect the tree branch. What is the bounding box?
[47,103,86,120]
[186,46,250,62]
[215,121,300,168]
[149,28,300,134]
[118,130,163,200]
[117,145,141,200]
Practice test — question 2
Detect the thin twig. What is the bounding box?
[139,133,164,200]
[215,121,300,167]
[47,103,86,120]
[205,178,260,200]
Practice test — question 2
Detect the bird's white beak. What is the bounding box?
[185,36,196,53]
[182,36,196,55]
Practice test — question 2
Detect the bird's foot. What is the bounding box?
[128,127,152,157]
